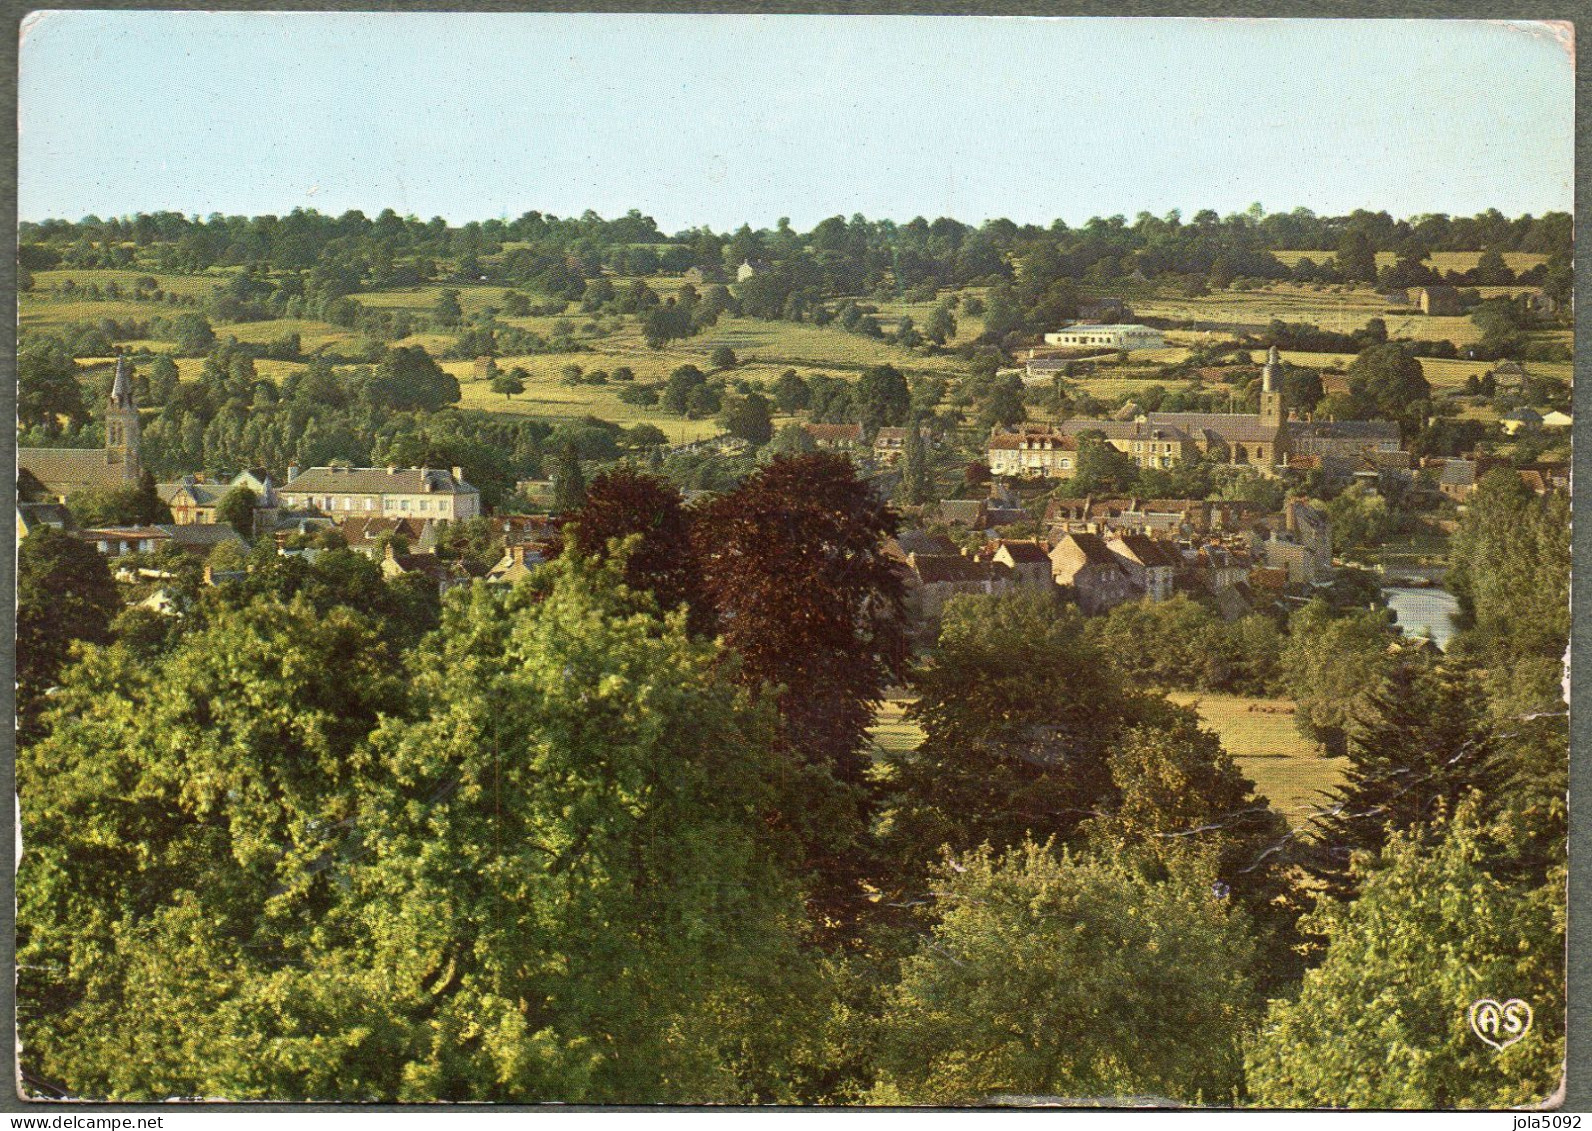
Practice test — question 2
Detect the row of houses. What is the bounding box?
[889,495,1332,625]
[801,422,936,464]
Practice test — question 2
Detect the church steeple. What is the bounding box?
[1259,345,1284,430]
[105,353,142,482]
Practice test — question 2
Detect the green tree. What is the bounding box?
[433,288,464,327]
[17,336,89,435]
[345,558,817,1102]
[1447,470,1570,665]
[923,303,956,346]
[872,842,1256,1105]
[366,345,461,411]
[146,355,180,406]
[976,376,1026,433]
[881,592,1142,878]
[773,369,810,413]
[1246,801,1564,1108]
[1346,343,1430,434]
[642,303,693,349]
[171,312,216,355]
[1334,230,1378,283]
[551,443,586,513]
[216,484,258,539]
[768,422,817,456]
[719,392,774,445]
[710,345,738,370]
[855,364,911,431]
[662,364,707,415]
[1282,599,1398,757]
[490,371,525,401]
[16,526,120,730]
[1309,661,1501,896]
[897,421,932,505]
[17,597,408,1100]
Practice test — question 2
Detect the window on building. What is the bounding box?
[401,500,410,511]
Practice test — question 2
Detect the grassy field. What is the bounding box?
[868,689,1342,831]
[867,697,924,760]
[1270,249,1549,274]
[1166,692,1343,829]
[22,265,1566,442]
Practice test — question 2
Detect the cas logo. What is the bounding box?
[1468,998,1533,1050]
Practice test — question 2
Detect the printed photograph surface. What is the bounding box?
[12,12,1574,1108]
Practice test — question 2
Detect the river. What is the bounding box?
[1382,586,1461,650]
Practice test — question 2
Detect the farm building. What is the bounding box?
[1042,323,1165,351]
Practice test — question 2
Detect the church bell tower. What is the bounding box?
[1259,345,1285,430]
[105,354,142,482]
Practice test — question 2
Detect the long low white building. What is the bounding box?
[1043,323,1165,350]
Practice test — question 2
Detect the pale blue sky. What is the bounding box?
[18,13,1574,231]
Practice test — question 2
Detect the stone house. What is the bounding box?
[989,540,1054,591]
[1104,533,1181,602]
[1049,532,1138,616]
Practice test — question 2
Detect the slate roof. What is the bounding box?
[283,466,478,496]
[340,516,433,549]
[1292,420,1401,441]
[17,502,73,532]
[1111,534,1182,569]
[892,531,961,558]
[159,476,230,507]
[909,554,1007,585]
[935,499,987,527]
[1145,411,1283,445]
[157,523,247,549]
[1056,532,1120,567]
[995,540,1051,564]
[1437,460,1477,487]
[17,447,129,493]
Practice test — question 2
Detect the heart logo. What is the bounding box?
[1469,998,1533,1050]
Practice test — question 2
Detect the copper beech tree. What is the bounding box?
[693,454,910,914]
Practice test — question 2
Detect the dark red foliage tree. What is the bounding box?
[695,454,908,784]
[693,454,910,921]
[563,468,707,632]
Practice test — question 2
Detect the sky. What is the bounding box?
[17,12,1575,232]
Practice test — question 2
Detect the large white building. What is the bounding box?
[280,465,481,520]
[1043,323,1165,351]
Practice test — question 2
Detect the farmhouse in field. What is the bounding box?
[279,464,481,520]
[18,355,143,502]
[1043,323,1166,351]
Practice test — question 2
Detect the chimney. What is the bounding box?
[452,465,464,482]
[512,544,526,565]
[202,564,214,586]
[287,463,300,481]
[388,465,398,475]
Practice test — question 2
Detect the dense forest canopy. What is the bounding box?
[19,204,1572,293]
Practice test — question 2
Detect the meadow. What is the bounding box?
[23,259,1564,443]
[870,690,1339,831]
[1164,692,1343,829]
